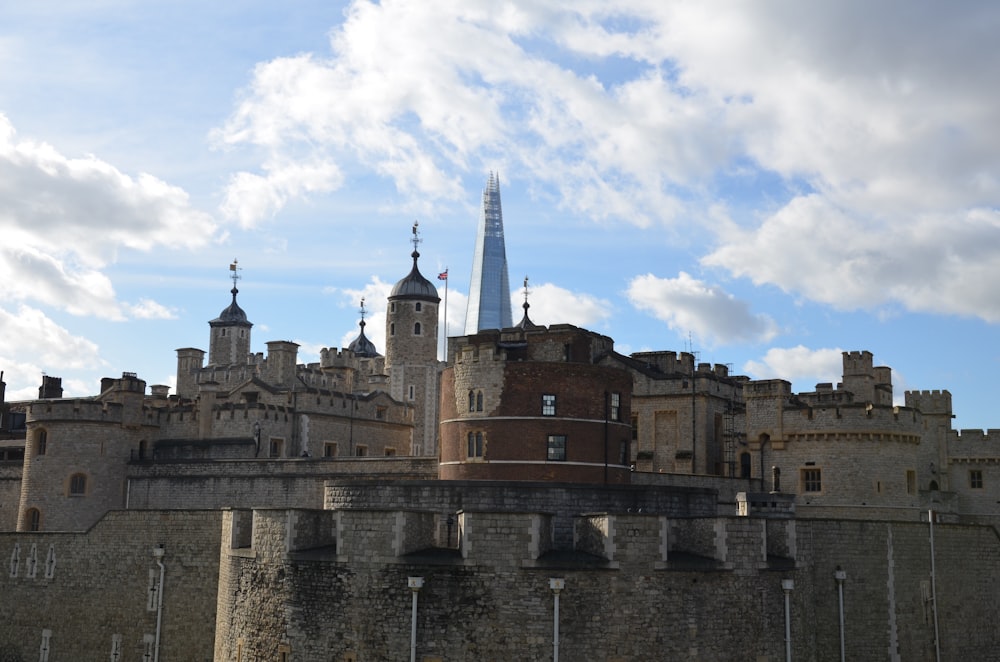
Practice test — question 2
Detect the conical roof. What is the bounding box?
[210,288,252,327]
[348,320,380,358]
[390,250,441,301]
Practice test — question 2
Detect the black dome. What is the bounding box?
[390,251,441,301]
[210,288,252,327]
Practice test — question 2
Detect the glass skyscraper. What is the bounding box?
[464,172,513,333]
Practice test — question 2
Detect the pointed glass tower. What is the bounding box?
[464,172,513,333]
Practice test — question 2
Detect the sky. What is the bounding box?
[1,1,1000,430]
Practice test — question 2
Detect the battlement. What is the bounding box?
[26,399,126,424]
[904,389,953,416]
[784,403,921,432]
[630,351,696,375]
[228,508,796,573]
[948,429,1000,451]
[745,379,792,398]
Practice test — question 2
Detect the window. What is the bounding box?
[414,322,422,335]
[467,432,484,458]
[323,443,337,458]
[408,385,415,401]
[476,391,483,412]
[36,429,47,456]
[69,473,87,496]
[390,322,395,336]
[468,390,476,412]
[376,407,387,420]
[138,440,148,460]
[547,435,566,461]
[384,447,396,457]
[610,392,621,421]
[415,302,422,312]
[355,445,367,457]
[391,302,396,313]
[740,452,751,479]
[542,394,556,416]
[970,469,984,489]
[802,468,822,493]
[269,438,284,458]
[906,470,916,495]
[278,644,290,662]
[25,508,40,532]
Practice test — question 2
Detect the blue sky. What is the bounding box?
[2,2,1000,430]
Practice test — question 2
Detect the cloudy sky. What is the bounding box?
[2,1,999,429]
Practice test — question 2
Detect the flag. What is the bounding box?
[438,270,448,281]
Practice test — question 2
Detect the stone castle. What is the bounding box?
[2,219,1000,660]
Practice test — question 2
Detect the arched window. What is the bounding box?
[390,323,395,336]
[467,431,484,458]
[476,391,483,412]
[138,440,148,460]
[69,473,87,496]
[26,508,41,532]
[415,302,422,312]
[414,322,422,335]
[36,429,47,456]
[468,390,476,412]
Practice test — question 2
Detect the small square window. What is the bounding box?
[542,394,556,416]
[323,443,337,458]
[269,438,284,458]
[802,468,822,493]
[355,445,367,457]
[384,447,396,456]
[970,469,984,489]
[547,435,566,461]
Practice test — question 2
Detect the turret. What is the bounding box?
[208,261,253,367]
[385,222,441,455]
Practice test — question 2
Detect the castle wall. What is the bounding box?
[125,458,438,511]
[215,508,1000,661]
[0,464,21,531]
[0,510,222,661]
[324,480,718,548]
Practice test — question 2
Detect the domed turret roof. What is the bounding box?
[348,320,380,358]
[390,250,441,301]
[210,288,252,327]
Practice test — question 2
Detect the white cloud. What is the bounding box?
[627,272,777,346]
[742,346,844,386]
[517,282,612,329]
[214,2,1000,324]
[127,298,177,320]
[0,114,219,319]
[0,304,104,399]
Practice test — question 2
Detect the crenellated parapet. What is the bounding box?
[630,351,696,375]
[26,399,126,425]
[904,389,953,417]
[224,507,795,573]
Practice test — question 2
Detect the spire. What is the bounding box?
[390,221,440,300]
[348,298,379,358]
[464,172,513,333]
[211,259,251,326]
[515,275,540,330]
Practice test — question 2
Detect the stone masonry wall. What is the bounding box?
[216,508,1000,661]
[0,510,222,661]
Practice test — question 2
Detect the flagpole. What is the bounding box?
[438,268,449,360]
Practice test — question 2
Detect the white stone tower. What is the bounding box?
[385,222,441,456]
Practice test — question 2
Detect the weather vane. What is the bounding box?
[523,275,530,304]
[229,258,241,289]
[359,297,367,323]
[411,220,421,253]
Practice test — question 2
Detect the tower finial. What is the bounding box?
[411,220,421,255]
[229,259,241,288]
[359,298,367,329]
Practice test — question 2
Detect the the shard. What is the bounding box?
[465,172,513,333]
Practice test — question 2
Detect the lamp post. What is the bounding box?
[550,578,565,662]
[834,568,846,662]
[408,577,424,662]
[781,578,794,662]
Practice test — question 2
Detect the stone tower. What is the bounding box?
[464,172,513,333]
[208,262,252,367]
[385,223,441,456]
